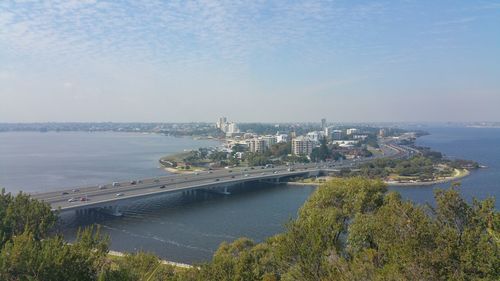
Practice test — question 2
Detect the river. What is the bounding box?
[390,126,500,209]
[0,127,499,263]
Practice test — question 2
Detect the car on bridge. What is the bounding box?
[115,193,124,197]
[112,182,120,187]
[68,198,77,202]
[61,192,69,195]
[98,185,106,190]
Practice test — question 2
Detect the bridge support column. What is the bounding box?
[110,206,122,216]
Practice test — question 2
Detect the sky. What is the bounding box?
[0,0,499,123]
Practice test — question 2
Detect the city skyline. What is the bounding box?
[1,1,499,123]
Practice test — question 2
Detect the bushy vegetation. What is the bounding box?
[353,154,477,181]
[183,178,499,280]
[1,179,498,280]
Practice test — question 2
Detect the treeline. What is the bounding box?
[0,189,184,281]
[352,151,479,181]
[189,179,499,280]
[1,179,498,280]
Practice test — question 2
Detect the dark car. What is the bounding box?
[215,178,220,182]
[160,185,166,189]
[130,180,137,185]
[61,192,69,195]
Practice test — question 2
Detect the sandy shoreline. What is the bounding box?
[385,169,470,186]
[108,250,193,269]
[287,182,320,186]
[163,167,199,174]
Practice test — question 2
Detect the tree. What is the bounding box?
[0,189,57,247]
[310,137,331,162]
[0,226,109,281]
[269,142,291,157]
[245,153,270,166]
[183,179,499,281]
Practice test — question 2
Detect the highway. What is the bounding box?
[30,139,410,212]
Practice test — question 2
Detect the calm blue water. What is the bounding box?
[390,126,500,209]
[60,183,315,264]
[0,131,315,263]
[0,132,219,193]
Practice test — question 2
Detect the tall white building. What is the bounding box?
[276,134,289,143]
[292,136,314,156]
[216,117,227,130]
[226,122,239,134]
[216,117,239,136]
[346,128,358,135]
[307,131,324,143]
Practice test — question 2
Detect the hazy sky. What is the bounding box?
[1,1,499,123]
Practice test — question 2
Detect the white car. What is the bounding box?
[115,193,124,197]
[68,198,77,202]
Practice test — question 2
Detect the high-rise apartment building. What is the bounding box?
[292,136,313,156]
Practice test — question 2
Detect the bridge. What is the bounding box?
[30,140,411,215]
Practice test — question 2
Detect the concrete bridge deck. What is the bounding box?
[30,140,411,212]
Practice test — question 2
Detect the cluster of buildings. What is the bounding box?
[216,117,240,137]
[217,117,373,159]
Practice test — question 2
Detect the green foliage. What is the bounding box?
[0,226,109,281]
[245,153,271,166]
[282,154,309,164]
[268,142,290,158]
[354,156,442,180]
[0,189,57,247]
[1,178,498,281]
[175,178,499,281]
[103,252,176,281]
[360,134,379,148]
[310,137,331,162]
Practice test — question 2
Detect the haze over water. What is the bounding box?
[0,131,219,193]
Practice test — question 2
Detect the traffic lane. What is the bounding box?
[51,170,318,209]
[48,167,317,206]
[37,165,313,202]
